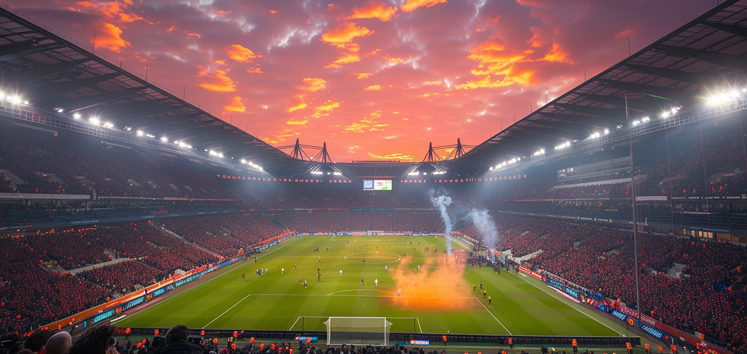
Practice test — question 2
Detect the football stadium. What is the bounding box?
[1,1,746,354]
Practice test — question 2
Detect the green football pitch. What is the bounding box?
[117,235,624,336]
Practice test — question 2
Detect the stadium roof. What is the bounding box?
[444,0,747,175]
[1,0,745,178]
[0,5,300,173]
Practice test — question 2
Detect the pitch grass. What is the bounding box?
[118,235,621,336]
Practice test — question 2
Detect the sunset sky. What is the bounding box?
[6,0,713,162]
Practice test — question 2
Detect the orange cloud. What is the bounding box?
[270,10,278,14]
[422,80,442,86]
[348,1,398,21]
[288,95,307,112]
[457,39,573,90]
[224,96,246,113]
[198,68,236,92]
[541,43,570,63]
[286,118,308,125]
[263,127,301,145]
[367,152,413,161]
[321,23,374,48]
[96,23,131,53]
[400,0,447,13]
[247,66,263,74]
[312,100,341,118]
[226,44,259,63]
[187,32,202,38]
[355,72,372,79]
[326,52,361,68]
[364,85,381,91]
[344,110,388,132]
[391,254,474,311]
[388,57,405,64]
[119,12,150,23]
[297,78,327,92]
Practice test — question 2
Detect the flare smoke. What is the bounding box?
[429,191,453,255]
[471,209,498,262]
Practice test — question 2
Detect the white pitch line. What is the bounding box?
[474,297,512,335]
[509,271,623,336]
[417,318,423,333]
[289,316,302,331]
[122,236,302,322]
[203,293,252,329]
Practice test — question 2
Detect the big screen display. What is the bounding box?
[363,179,392,191]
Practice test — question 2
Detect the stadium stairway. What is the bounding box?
[158,225,223,258]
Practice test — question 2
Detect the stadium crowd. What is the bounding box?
[0,214,286,335]
[486,216,747,352]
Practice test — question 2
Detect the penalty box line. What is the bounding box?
[290,316,422,333]
[508,271,623,336]
[473,297,512,335]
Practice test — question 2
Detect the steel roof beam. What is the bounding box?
[0,41,63,61]
[553,103,626,122]
[655,44,747,71]
[30,72,121,101]
[596,78,679,96]
[702,21,747,39]
[2,59,90,85]
[624,64,707,85]
[54,87,145,112]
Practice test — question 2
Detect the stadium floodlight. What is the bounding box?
[604,128,609,135]
[55,107,64,113]
[89,117,100,126]
[258,167,263,171]
[532,148,545,157]
[103,122,114,128]
[408,171,419,176]
[489,167,493,170]
[136,130,144,137]
[0,92,4,100]
[641,117,650,123]
[555,141,571,150]
[23,100,28,105]
[73,113,81,120]
[632,120,640,126]
[218,153,223,158]
[240,159,246,164]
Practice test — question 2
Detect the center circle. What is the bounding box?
[344,252,401,264]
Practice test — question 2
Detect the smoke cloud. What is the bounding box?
[429,190,453,255]
[389,254,474,311]
[471,209,498,262]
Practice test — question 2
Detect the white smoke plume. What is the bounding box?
[471,209,498,262]
[429,191,453,255]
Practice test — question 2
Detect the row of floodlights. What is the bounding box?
[61,108,264,171]
[310,171,341,175]
[489,157,521,170]
[407,171,447,176]
[488,88,743,174]
[0,92,29,105]
[239,158,262,171]
[706,89,746,107]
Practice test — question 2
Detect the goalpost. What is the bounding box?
[324,317,392,346]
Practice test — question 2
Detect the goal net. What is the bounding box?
[324,317,392,346]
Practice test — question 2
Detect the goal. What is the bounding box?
[324,317,392,346]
